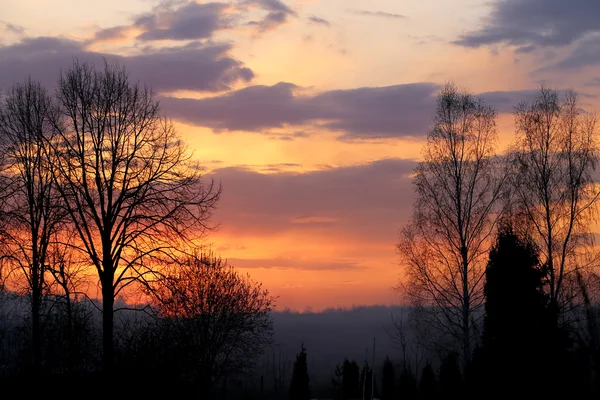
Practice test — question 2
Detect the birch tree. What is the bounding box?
[398,83,504,366]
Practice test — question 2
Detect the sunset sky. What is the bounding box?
[1,0,600,311]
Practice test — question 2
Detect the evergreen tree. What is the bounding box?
[381,357,395,400]
[439,352,462,398]
[418,363,437,400]
[342,359,361,399]
[331,362,343,400]
[289,343,310,400]
[481,226,555,396]
[397,367,417,400]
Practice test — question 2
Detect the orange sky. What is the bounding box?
[1,0,600,311]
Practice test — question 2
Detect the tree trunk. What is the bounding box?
[102,277,114,374]
[32,286,41,372]
[461,246,471,368]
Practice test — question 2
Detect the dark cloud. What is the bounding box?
[135,2,230,41]
[536,34,600,71]
[0,37,253,93]
[248,11,289,32]
[244,0,296,32]
[477,89,546,113]
[455,0,600,51]
[228,257,364,271]
[208,158,417,240]
[353,10,406,19]
[308,16,331,26]
[129,43,254,92]
[161,83,545,139]
[160,82,440,139]
[244,0,296,15]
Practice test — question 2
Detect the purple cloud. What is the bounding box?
[135,2,231,41]
[208,158,417,240]
[308,16,331,26]
[160,82,440,139]
[160,83,547,139]
[0,37,253,93]
[454,0,600,51]
[536,34,600,72]
[244,0,296,32]
[244,0,296,15]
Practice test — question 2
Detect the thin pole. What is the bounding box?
[371,338,376,399]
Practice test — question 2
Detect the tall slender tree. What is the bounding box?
[0,79,63,371]
[509,86,599,321]
[398,83,504,366]
[49,60,221,373]
[380,357,395,400]
[289,343,310,400]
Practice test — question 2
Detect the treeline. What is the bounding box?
[291,224,600,400]
[0,60,274,397]
[396,83,600,398]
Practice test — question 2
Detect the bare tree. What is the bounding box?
[0,79,63,371]
[398,83,504,367]
[49,60,221,372]
[386,311,426,378]
[509,87,600,321]
[146,251,275,395]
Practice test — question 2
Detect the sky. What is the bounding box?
[1,0,600,311]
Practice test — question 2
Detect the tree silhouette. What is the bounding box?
[398,83,504,367]
[146,251,274,395]
[380,357,395,400]
[49,60,221,373]
[342,359,361,400]
[289,343,310,400]
[508,86,600,321]
[439,352,462,398]
[330,362,343,400]
[480,226,560,397]
[419,363,437,400]
[397,366,417,400]
[0,78,64,372]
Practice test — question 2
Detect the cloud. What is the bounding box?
[135,2,231,41]
[89,0,294,44]
[244,0,296,15]
[93,25,130,42]
[244,0,296,32]
[160,82,440,139]
[585,77,600,87]
[536,34,600,71]
[248,11,290,32]
[353,10,406,19]
[308,16,331,26]
[476,89,549,113]
[208,158,417,240]
[160,83,548,139]
[0,37,253,93]
[1,21,25,36]
[455,0,600,51]
[228,257,365,271]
